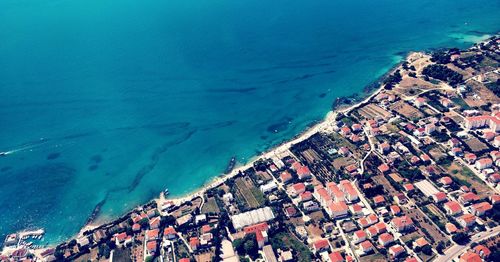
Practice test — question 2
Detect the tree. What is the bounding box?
[422,245,433,255]
[452,232,470,245]
[436,241,445,254]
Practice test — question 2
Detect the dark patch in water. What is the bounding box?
[198,120,237,131]
[1,166,12,172]
[90,154,103,163]
[267,117,293,134]
[260,135,268,140]
[47,152,60,160]
[319,93,327,98]
[88,165,98,171]
[127,130,196,193]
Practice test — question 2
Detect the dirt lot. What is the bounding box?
[389,100,424,120]
[332,157,357,170]
[463,80,500,107]
[301,148,322,163]
[357,104,392,119]
[234,177,261,208]
[445,161,492,198]
[404,207,449,248]
[201,197,220,214]
[463,137,489,153]
[306,223,324,240]
[372,174,399,195]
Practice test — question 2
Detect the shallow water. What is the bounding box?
[0,0,499,243]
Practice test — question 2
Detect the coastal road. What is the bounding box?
[434,226,500,262]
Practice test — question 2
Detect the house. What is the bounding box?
[378,233,394,247]
[327,201,349,219]
[327,182,345,201]
[299,191,313,202]
[280,171,293,184]
[296,165,312,180]
[475,158,493,170]
[459,251,482,262]
[413,237,430,249]
[488,173,500,183]
[373,195,385,206]
[440,176,453,187]
[289,183,306,197]
[339,180,359,202]
[389,245,405,258]
[490,194,500,205]
[425,123,436,134]
[350,203,363,216]
[146,229,159,241]
[390,205,401,216]
[379,142,391,154]
[445,223,458,234]
[495,136,500,147]
[378,164,390,174]
[458,214,476,228]
[114,232,128,245]
[146,240,157,256]
[464,115,500,132]
[471,202,493,216]
[403,183,415,192]
[189,237,200,251]
[353,230,367,244]
[414,97,426,108]
[464,153,477,164]
[163,227,177,240]
[261,181,277,194]
[432,192,448,203]
[458,192,479,205]
[391,216,413,232]
[149,216,161,229]
[340,126,351,136]
[328,251,345,262]
[473,245,492,259]
[313,239,330,253]
[358,240,374,254]
[393,193,407,205]
[420,153,431,163]
[444,201,463,216]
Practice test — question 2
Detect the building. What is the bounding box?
[358,240,374,254]
[289,183,306,197]
[458,192,479,205]
[339,180,359,202]
[391,216,413,232]
[444,201,463,216]
[353,230,367,244]
[475,158,493,170]
[378,233,394,247]
[458,214,476,228]
[280,171,293,184]
[327,201,349,219]
[471,202,493,216]
[464,115,500,132]
[231,207,275,230]
[313,239,330,253]
[432,192,448,203]
[389,245,405,258]
[459,251,482,262]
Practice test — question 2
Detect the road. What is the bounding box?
[434,226,500,262]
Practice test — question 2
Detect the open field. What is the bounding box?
[357,104,392,119]
[201,197,220,214]
[404,207,449,248]
[234,177,261,209]
[444,161,491,198]
[463,137,489,153]
[389,100,424,120]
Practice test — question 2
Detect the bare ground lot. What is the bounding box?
[201,197,220,214]
[445,161,491,198]
[389,100,424,120]
[234,176,261,208]
[403,207,449,248]
[464,80,500,107]
[463,137,489,153]
[357,104,392,119]
[371,174,399,195]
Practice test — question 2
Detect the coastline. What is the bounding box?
[75,53,408,240]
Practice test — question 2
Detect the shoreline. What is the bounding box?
[72,53,407,242]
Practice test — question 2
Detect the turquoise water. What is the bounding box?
[0,0,499,243]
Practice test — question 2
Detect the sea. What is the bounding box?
[0,0,499,244]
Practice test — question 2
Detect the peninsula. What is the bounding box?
[2,37,500,262]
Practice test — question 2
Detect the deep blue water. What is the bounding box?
[0,0,499,244]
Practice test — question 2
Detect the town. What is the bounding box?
[2,37,500,262]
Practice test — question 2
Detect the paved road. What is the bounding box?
[434,226,500,262]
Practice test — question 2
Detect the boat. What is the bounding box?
[224,156,236,174]
[163,188,169,196]
[0,152,7,157]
